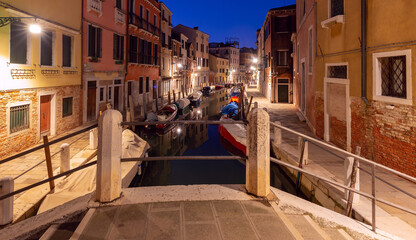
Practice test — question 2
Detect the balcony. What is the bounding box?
[129,13,160,36]
[87,0,102,15]
[115,8,125,24]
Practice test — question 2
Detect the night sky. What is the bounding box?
[163,0,296,49]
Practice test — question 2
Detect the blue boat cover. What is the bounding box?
[221,102,239,117]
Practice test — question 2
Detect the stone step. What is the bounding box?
[285,214,330,240]
[323,228,354,240]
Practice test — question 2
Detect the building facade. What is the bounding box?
[159,2,172,99]
[240,47,257,85]
[126,0,160,116]
[0,0,82,157]
[173,25,209,90]
[310,0,416,177]
[261,5,296,104]
[294,0,316,132]
[209,42,240,83]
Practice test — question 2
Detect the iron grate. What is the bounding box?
[331,0,344,17]
[328,65,347,79]
[380,56,406,99]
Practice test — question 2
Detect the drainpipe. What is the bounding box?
[361,0,368,103]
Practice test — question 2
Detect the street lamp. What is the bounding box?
[177,63,182,69]
[252,58,258,64]
[29,24,41,34]
[250,66,256,71]
[197,66,201,70]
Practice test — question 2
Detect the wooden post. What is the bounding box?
[346,147,362,217]
[173,90,176,102]
[129,95,135,130]
[295,138,306,195]
[168,91,171,104]
[245,96,253,117]
[43,136,55,190]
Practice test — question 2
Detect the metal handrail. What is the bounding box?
[270,157,416,216]
[0,124,98,165]
[270,122,416,184]
[121,120,247,126]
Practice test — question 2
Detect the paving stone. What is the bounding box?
[241,200,275,215]
[146,209,181,240]
[251,215,297,240]
[79,206,118,240]
[184,223,221,240]
[151,201,181,210]
[107,204,148,239]
[183,201,214,222]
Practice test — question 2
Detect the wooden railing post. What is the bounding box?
[0,177,13,225]
[43,136,55,190]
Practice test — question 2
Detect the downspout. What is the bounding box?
[361,0,368,102]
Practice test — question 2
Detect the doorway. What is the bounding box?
[87,81,97,121]
[114,86,120,110]
[277,78,290,103]
[40,95,51,134]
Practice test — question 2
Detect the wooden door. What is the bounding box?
[87,81,97,121]
[40,95,51,134]
[278,85,289,103]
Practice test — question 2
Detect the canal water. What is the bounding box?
[129,92,303,198]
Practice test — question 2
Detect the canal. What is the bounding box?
[129,92,304,198]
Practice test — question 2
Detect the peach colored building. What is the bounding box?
[126,0,160,113]
[82,0,127,123]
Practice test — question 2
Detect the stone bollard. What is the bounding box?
[60,143,70,174]
[298,137,308,165]
[246,108,270,197]
[0,177,14,225]
[96,110,122,203]
[274,121,282,145]
[344,157,360,203]
[89,128,98,150]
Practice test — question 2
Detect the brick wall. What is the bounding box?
[0,86,82,159]
[314,93,416,177]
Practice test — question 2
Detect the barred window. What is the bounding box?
[380,56,406,99]
[62,97,73,117]
[10,104,30,133]
[327,65,347,79]
[277,51,288,66]
[330,0,344,17]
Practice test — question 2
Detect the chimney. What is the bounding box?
[193,26,199,30]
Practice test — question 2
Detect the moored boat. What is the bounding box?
[155,104,178,129]
[175,98,191,119]
[188,91,202,108]
[218,116,247,155]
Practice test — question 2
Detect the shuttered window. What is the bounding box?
[153,44,158,65]
[41,31,53,66]
[129,35,138,63]
[62,97,73,117]
[113,34,124,60]
[88,25,102,58]
[62,35,72,67]
[10,104,30,133]
[139,77,144,94]
[10,23,27,64]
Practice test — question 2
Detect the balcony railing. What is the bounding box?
[87,0,102,15]
[129,13,160,36]
[115,8,125,24]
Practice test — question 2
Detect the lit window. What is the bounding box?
[62,35,72,67]
[10,23,27,64]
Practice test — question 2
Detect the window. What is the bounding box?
[308,28,313,73]
[116,0,122,9]
[330,0,344,17]
[139,77,144,94]
[201,44,204,52]
[62,97,73,117]
[264,21,270,40]
[277,51,288,66]
[108,87,112,100]
[41,31,53,66]
[196,43,198,51]
[62,35,72,67]
[275,16,290,33]
[206,46,208,53]
[99,87,105,102]
[10,104,30,133]
[140,5,144,18]
[88,25,102,58]
[154,14,157,27]
[379,56,407,99]
[153,44,158,65]
[327,65,347,79]
[113,34,124,61]
[10,23,27,64]
[146,9,150,22]
[129,35,138,63]
[146,77,150,92]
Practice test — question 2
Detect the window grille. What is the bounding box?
[331,0,344,17]
[10,104,29,133]
[380,56,406,99]
[328,65,347,79]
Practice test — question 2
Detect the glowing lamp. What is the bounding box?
[29,24,41,34]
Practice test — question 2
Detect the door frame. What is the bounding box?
[324,63,351,152]
[38,91,56,139]
[277,77,290,103]
[83,78,99,124]
[113,78,123,111]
